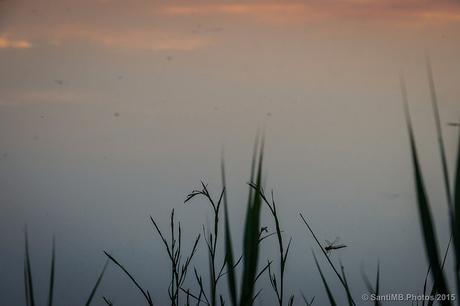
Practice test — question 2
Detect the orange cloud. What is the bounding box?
[12,22,208,51]
[0,36,31,49]
[160,1,460,24]
[160,3,318,23]
[162,3,305,16]
[3,0,460,53]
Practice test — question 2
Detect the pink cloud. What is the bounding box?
[159,1,460,24]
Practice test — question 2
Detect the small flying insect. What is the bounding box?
[324,237,347,255]
[448,122,460,127]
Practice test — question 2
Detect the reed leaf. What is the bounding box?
[455,126,460,291]
[85,259,109,306]
[47,237,55,306]
[221,158,237,306]
[339,262,353,306]
[312,251,336,306]
[240,137,264,305]
[24,230,35,306]
[400,75,450,304]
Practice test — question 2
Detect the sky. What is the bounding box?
[1,1,460,305]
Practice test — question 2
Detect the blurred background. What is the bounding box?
[0,0,459,305]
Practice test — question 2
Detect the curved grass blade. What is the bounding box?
[240,137,264,305]
[103,296,113,305]
[221,158,237,306]
[24,229,35,306]
[426,56,459,296]
[400,75,450,304]
[104,251,153,306]
[221,137,265,306]
[425,56,453,211]
[312,251,336,306]
[85,259,109,306]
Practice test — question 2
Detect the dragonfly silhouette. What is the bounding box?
[324,237,347,255]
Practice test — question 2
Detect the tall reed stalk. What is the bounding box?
[185,182,225,306]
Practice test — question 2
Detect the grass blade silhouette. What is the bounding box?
[426,56,453,212]
[312,251,336,306]
[24,257,30,306]
[48,237,55,306]
[150,210,200,306]
[455,126,460,293]
[240,136,264,305]
[422,265,430,306]
[103,296,113,305]
[339,262,353,306]
[85,259,109,306]
[300,293,315,306]
[299,213,355,305]
[24,230,35,306]
[221,137,265,306]
[362,262,380,306]
[185,182,225,306]
[426,56,459,296]
[364,262,381,306]
[249,184,292,306]
[375,262,380,305]
[104,251,153,306]
[427,235,452,306]
[221,158,237,306]
[400,75,450,304]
